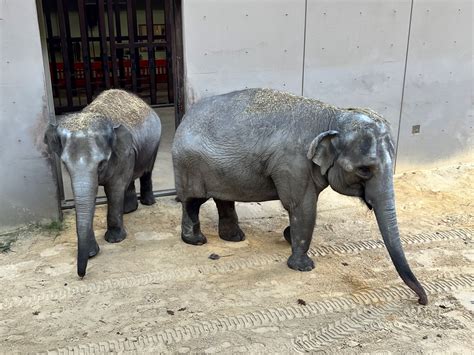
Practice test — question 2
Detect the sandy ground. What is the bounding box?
[0,163,472,354]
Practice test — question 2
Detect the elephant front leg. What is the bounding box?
[181,198,208,245]
[104,183,127,243]
[214,199,245,242]
[285,195,317,272]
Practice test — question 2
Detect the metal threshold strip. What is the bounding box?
[151,103,175,108]
[61,189,176,210]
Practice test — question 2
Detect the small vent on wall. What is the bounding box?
[412,125,421,134]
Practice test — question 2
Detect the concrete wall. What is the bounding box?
[303,0,412,135]
[395,0,473,169]
[0,1,61,232]
[182,0,306,102]
[182,0,473,170]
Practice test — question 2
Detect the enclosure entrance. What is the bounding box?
[40,0,184,207]
[42,0,176,114]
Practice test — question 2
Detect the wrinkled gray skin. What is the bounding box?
[44,104,161,278]
[172,88,427,305]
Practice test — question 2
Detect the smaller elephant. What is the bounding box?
[44,89,161,277]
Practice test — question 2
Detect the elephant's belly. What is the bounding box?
[204,175,279,202]
[175,144,280,202]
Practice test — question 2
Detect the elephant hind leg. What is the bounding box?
[283,226,291,244]
[124,180,139,214]
[181,198,208,245]
[214,199,245,242]
[139,171,156,205]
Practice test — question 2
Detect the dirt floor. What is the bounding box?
[0,163,473,354]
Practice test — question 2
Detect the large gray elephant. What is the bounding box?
[172,88,427,305]
[44,89,161,277]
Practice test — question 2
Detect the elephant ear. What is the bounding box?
[307,130,339,175]
[112,124,133,158]
[43,123,62,155]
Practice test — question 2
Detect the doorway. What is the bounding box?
[40,0,184,206]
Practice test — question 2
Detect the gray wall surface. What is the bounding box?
[182,0,473,171]
[303,0,412,135]
[0,1,61,232]
[182,0,306,102]
[396,0,473,169]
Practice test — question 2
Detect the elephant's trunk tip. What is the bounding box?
[404,275,428,305]
[417,288,428,305]
[77,257,88,278]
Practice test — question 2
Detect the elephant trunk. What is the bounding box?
[71,174,98,278]
[366,172,428,305]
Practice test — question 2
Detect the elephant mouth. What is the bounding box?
[363,197,373,210]
[359,187,373,210]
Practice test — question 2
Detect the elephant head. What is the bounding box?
[44,118,132,277]
[307,111,428,305]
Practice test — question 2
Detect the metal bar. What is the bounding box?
[98,0,111,88]
[127,0,138,92]
[115,43,167,49]
[54,106,87,114]
[48,35,165,43]
[107,0,119,87]
[47,35,135,42]
[145,0,157,104]
[77,0,93,102]
[150,103,175,108]
[63,1,75,98]
[56,0,74,107]
[114,0,125,86]
[61,189,177,210]
[131,0,141,91]
[163,0,174,103]
[171,0,185,126]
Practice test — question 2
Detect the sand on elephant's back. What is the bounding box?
[242,88,334,114]
[58,89,152,131]
[241,88,389,126]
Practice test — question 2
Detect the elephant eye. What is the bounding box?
[98,159,107,171]
[356,166,372,179]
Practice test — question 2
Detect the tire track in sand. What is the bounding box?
[292,303,419,352]
[39,274,473,354]
[0,228,470,311]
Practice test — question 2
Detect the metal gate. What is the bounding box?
[42,0,178,114]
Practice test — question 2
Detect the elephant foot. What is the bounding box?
[88,241,100,258]
[287,253,315,272]
[105,227,127,243]
[219,222,246,242]
[181,231,207,245]
[283,226,291,244]
[124,195,138,214]
[140,192,156,206]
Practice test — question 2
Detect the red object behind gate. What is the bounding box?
[51,59,168,89]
